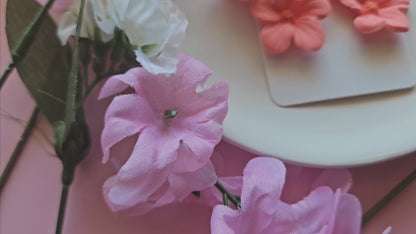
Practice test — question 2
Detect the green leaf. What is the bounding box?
[6,0,70,123]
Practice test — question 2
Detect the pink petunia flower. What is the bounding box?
[99,54,229,215]
[251,0,331,54]
[339,0,410,34]
[210,157,362,234]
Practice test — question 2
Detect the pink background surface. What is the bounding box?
[1,1,416,233]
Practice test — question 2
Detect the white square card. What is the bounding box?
[261,4,416,107]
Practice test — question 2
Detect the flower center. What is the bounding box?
[364,1,379,12]
[281,10,294,22]
[162,109,178,119]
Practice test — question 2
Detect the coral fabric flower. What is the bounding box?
[210,157,362,234]
[99,54,229,214]
[251,0,331,54]
[339,0,410,34]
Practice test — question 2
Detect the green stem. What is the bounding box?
[0,107,40,195]
[64,0,86,125]
[362,168,416,226]
[82,64,89,95]
[54,1,86,233]
[55,184,70,234]
[55,165,74,234]
[0,0,57,90]
[215,181,240,209]
[222,192,230,207]
[0,61,14,89]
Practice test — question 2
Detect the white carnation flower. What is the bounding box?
[107,0,188,74]
[57,0,188,74]
[57,0,115,45]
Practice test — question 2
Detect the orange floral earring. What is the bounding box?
[338,0,410,34]
[251,0,331,54]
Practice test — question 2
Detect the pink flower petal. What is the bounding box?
[354,14,386,34]
[240,157,286,214]
[172,128,222,173]
[379,6,409,32]
[146,161,218,207]
[98,68,143,99]
[170,83,228,173]
[271,187,336,233]
[211,205,240,234]
[293,16,326,51]
[168,161,217,199]
[103,127,179,214]
[180,82,229,123]
[38,0,73,11]
[260,23,294,54]
[100,94,154,163]
[332,194,362,234]
[169,53,213,92]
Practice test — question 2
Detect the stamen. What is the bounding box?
[281,10,294,21]
[162,109,178,119]
[364,1,379,12]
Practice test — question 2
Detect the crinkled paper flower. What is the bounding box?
[339,0,410,34]
[99,54,229,215]
[251,0,331,54]
[210,157,362,234]
[57,0,188,74]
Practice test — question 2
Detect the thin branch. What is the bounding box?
[362,168,416,226]
[215,180,240,209]
[55,184,70,234]
[55,0,86,233]
[64,0,86,125]
[0,107,40,194]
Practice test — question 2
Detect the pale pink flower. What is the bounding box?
[99,54,229,214]
[38,0,74,22]
[210,157,362,234]
[251,0,331,54]
[339,0,410,34]
[39,0,73,11]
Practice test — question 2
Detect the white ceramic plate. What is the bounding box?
[177,0,416,166]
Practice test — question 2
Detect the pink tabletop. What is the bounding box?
[1,1,415,233]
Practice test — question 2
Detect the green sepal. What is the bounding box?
[141,44,159,55]
[53,111,90,186]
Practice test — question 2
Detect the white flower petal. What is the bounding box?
[108,0,188,74]
[57,0,114,44]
